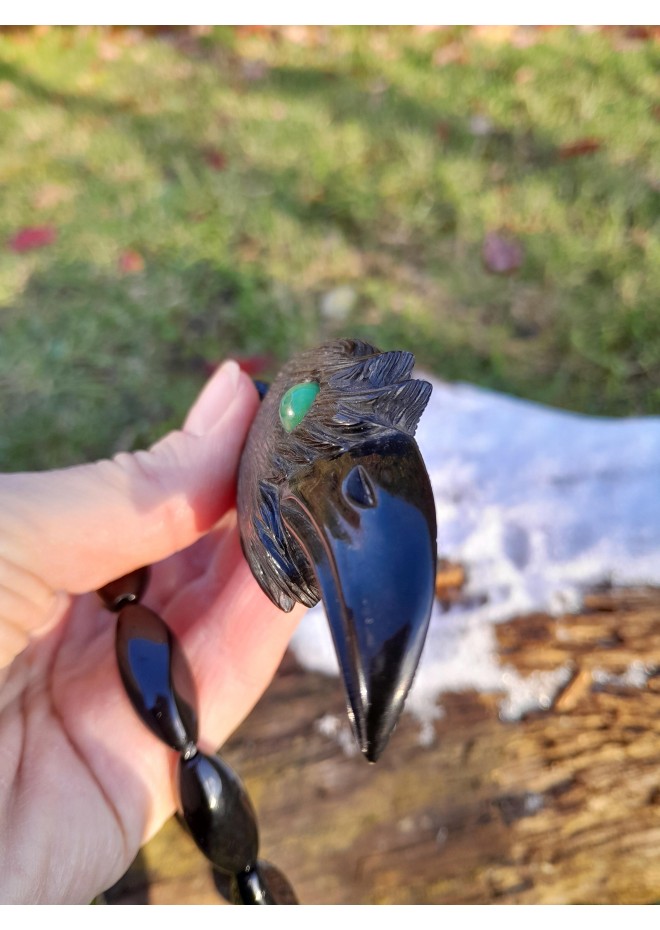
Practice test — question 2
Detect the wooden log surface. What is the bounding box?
[104,586,660,905]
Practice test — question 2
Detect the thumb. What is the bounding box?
[0,361,259,601]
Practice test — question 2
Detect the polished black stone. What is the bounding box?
[237,341,438,764]
[253,379,270,401]
[116,604,197,751]
[178,751,258,875]
[231,860,299,905]
[98,566,150,611]
[281,433,437,763]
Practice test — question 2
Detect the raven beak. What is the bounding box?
[281,433,437,762]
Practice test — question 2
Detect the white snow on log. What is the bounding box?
[591,661,652,690]
[291,376,660,738]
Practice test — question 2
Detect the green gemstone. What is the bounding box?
[279,381,320,433]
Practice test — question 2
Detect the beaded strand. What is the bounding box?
[97,567,298,905]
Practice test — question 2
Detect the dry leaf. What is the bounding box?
[558,138,602,159]
[435,560,467,606]
[118,250,144,274]
[515,66,535,85]
[204,149,227,171]
[433,42,467,67]
[32,183,72,210]
[435,121,452,142]
[482,232,524,275]
[473,25,518,45]
[8,225,56,252]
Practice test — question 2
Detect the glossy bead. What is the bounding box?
[231,860,299,905]
[178,751,258,874]
[279,381,319,433]
[98,566,150,611]
[253,379,270,401]
[116,604,197,752]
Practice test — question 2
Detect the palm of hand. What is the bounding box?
[0,517,302,903]
[0,364,305,904]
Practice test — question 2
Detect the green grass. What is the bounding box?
[1,26,660,470]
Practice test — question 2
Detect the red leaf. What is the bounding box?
[623,26,660,41]
[202,354,274,379]
[9,225,56,252]
[482,232,524,275]
[204,149,227,171]
[118,250,144,274]
[233,353,275,377]
[558,138,602,160]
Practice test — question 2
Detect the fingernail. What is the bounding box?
[184,360,242,435]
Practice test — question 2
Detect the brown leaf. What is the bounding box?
[473,25,518,44]
[435,121,452,142]
[623,26,660,41]
[432,41,467,67]
[482,232,524,275]
[280,26,326,46]
[204,149,227,171]
[515,66,535,85]
[558,137,602,159]
[435,560,467,607]
[32,183,72,210]
[0,79,17,108]
[8,225,57,252]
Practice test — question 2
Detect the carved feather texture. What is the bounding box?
[237,339,433,611]
[270,342,432,471]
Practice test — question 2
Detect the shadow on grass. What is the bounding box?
[0,256,312,471]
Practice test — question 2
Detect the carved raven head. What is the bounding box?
[238,339,437,761]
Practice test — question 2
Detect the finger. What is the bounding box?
[166,522,306,746]
[0,364,260,597]
[183,360,243,435]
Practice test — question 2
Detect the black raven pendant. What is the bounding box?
[238,339,437,762]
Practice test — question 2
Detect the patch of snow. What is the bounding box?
[498,665,574,721]
[592,661,652,689]
[314,713,359,757]
[291,377,660,737]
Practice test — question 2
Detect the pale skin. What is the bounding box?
[0,361,305,903]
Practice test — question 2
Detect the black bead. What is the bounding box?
[231,860,299,905]
[178,751,259,875]
[116,604,198,751]
[253,379,270,401]
[98,566,150,611]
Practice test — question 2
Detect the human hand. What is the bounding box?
[0,361,305,903]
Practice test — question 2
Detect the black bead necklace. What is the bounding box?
[97,567,298,905]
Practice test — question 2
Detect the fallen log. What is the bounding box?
[105,586,660,905]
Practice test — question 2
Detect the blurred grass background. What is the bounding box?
[1,25,659,471]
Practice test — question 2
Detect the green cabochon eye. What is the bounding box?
[279,381,320,433]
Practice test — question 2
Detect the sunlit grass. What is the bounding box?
[1,26,659,469]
